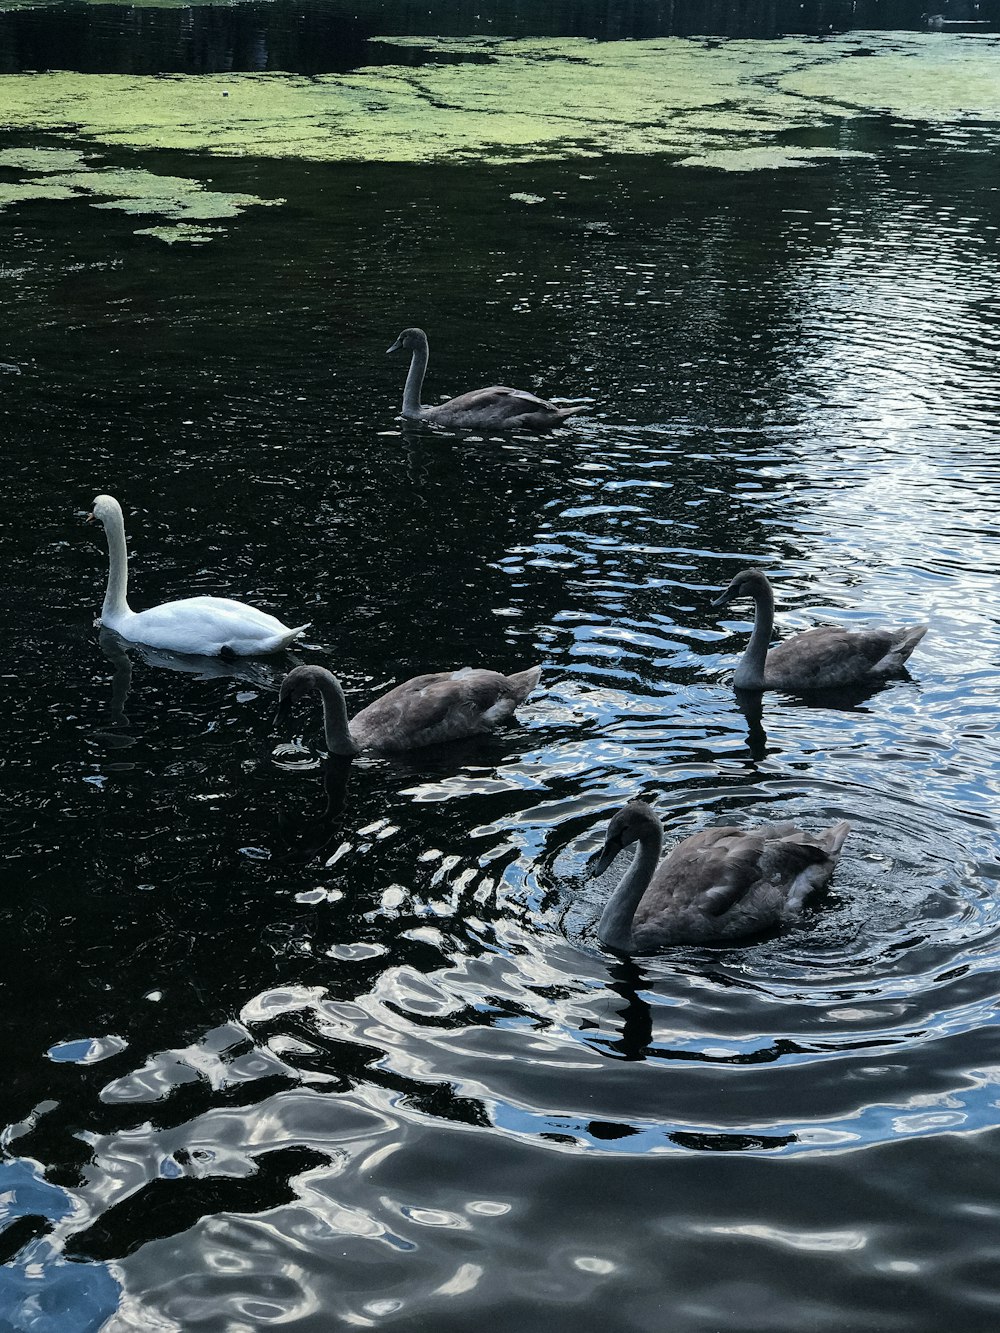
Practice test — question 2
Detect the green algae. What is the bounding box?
[0,44,813,165]
[0,151,282,238]
[779,33,1000,120]
[0,179,81,207]
[677,145,875,171]
[133,223,225,244]
[0,146,93,171]
[0,34,996,177]
[43,166,282,219]
[0,38,913,168]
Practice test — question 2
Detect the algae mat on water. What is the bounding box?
[0,34,998,169]
[0,146,281,241]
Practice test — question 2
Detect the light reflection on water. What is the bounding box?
[2,41,1000,1333]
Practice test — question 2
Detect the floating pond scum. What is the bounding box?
[0,35,998,165]
[0,146,281,242]
[0,35,998,240]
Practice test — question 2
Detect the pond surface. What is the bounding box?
[2,6,1000,1332]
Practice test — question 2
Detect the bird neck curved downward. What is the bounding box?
[316,673,359,757]
[734,581,775,690]
[597,823,663,953]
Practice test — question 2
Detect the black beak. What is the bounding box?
[386,337,403,354]
[711,587,734,608]
[273,696,293,731]
[588,839,623,878]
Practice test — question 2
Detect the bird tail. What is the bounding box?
[505,665,542,703]
[276,623,311,650]
[873,623,928,676]
[892,624,929,662]
[820,820,852,857]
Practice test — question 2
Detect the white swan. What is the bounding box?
[589,800,851,952]
[387,327,587,432]
[712,569,927,692]
[275,662,541,755]
[89,494,309,657]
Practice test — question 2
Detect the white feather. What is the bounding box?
[90,495,308,658]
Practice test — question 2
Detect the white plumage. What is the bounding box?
[89,494,308,658]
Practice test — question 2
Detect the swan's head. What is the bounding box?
[588,799,661,877]
[386,327,428,355]
[90,494,123,528]
[274,665,339,729]
[711,567,772,608]
[275,665,358,758]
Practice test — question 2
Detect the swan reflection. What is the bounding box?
[604,959,655,1061]
[96,626,291,738]
[734,686,768,761]
[274,756,354,863]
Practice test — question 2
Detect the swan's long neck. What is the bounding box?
[597,824,663,953]
[101,510,131,621]
[315,675,360,757]
[734,581,774,690]
[402,341,428,417]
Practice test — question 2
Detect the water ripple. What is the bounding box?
[3,54,1000,1333]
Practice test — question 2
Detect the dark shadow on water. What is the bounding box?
[374,727,532,780]
[94,627,295,740]
[587,1118,642,1140]
[732,672,919,722]
[669,1129,799,1152]
[775,673,918,711]
[4,0,985,78]
[0,1214,54,1266]
[273,754,353,862]
[734,686,768,761]
[99,625,290,686]
[62,1146,330,1262]
[603,959,654,1062]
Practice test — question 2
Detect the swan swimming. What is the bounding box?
[589,799,851,951]
[712,568,927,692]
[387,327,586,432]
[275,662,541,754]
[89,494,309,658]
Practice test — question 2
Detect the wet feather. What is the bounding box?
[591,801,850,952]
[387,327,586,432]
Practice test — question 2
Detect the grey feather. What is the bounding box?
[590,800,850,952]
[713,568,927,692]
[276,663,541,756]
[388,327,586,432]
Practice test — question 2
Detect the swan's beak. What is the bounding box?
[86,512,96,523]
[588,837,622,878]
[386,337,404,354]
[273,696,293,731]
[711,585,734,608]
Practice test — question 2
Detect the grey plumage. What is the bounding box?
[712,568,927,692]
[387,327,586,432]
[275,663,541,755]
[589,800,851,952]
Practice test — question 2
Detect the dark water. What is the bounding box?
[1,0,998,75]
[3,7,1000,1333]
